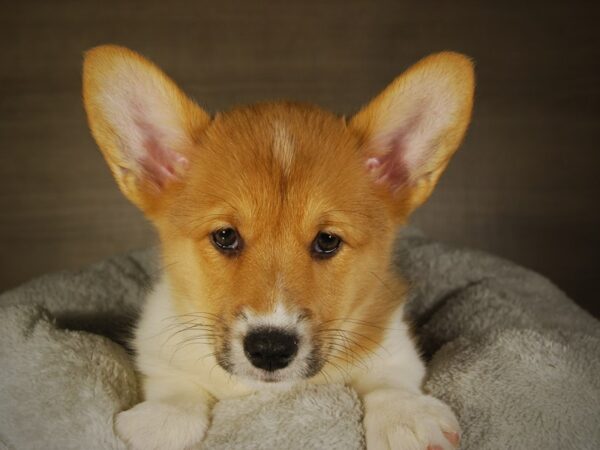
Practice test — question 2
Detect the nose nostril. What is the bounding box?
[243,329,299,372]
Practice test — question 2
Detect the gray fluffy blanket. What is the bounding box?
[1,229,599,450]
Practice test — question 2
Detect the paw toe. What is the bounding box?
[443,430,460,447]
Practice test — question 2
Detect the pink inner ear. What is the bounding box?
[366,133,412,191]
[365,109,434,191]
[132,109,188,189]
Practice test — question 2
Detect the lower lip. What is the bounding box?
[259,373,279,382]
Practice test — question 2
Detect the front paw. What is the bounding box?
[115,400,209,450]
[363,390,460,450]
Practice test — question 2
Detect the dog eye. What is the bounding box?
[312,232,342,258]
[211,228,242,253]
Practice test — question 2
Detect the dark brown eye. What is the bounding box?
[312,232,342,258]
[211,228,241,253]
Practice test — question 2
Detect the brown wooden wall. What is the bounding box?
[1,0,598,316]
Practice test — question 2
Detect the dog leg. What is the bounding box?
[350,316,460,450]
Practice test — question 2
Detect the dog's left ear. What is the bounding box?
[350,52,475,219]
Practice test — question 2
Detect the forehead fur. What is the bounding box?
[271,121,295,177]
[168,102,388,237]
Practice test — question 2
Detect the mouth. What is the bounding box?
[215,328,324,385]
[220,356,324,385]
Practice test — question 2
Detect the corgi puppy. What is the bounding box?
[83,45,474,450]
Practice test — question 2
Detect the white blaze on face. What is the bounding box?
[249,303,298,329]
[272,123,295,177]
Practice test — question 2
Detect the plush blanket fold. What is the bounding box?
[1,229,598,450]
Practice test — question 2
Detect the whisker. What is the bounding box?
[369,271,396,297]
[317,328,388,355]
[318,317,401,332]
[330,330,370,370]
[163,312,224,324]
[320,367,332,384]
[170,335,218,362]
[324,358,352,382]
[316,329,373,353]
[141,319,213,342]
[161,321,216,334]
[327,350,362,373]
[324,339,369,371]
[159,323,216,349]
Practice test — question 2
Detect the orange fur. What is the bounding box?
[83,45,474,372]
[83,45,474,450]
[157,103,401,362]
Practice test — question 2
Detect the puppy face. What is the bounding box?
[83,46,474,384]
[158,105,397,383]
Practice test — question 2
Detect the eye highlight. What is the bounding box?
[211,227,242,254]
[312,232,342,258]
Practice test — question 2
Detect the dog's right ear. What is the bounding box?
[83,45,210,215]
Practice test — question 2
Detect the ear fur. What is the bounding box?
[350,52,475,218]
[82,45,210,215]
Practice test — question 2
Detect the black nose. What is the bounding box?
[243,329,298,372]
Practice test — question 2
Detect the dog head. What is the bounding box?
[83,46,474,384]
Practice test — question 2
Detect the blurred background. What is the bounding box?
[1,0,598,317]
